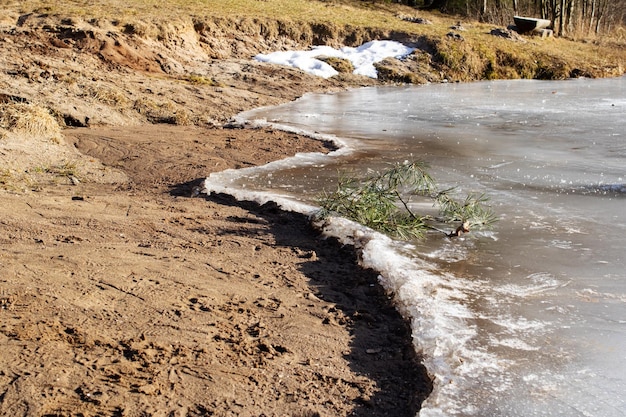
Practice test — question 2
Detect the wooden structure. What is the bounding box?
[513,16,552,34]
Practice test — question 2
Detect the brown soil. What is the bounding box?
[1,12,431,417]
[4,7,621,415]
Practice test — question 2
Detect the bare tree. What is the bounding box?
[400,0,625,35]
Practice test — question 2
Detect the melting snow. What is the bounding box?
[254,40,414,79]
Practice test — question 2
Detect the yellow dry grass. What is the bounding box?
[9,0,440,30]
[7,0,623,81]
[0,103,62,140]
[0,1,620,96]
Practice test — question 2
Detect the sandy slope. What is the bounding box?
[0,12,431,412]
[3,5,623,415]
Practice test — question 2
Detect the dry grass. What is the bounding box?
[317,57,355,74]
[419,19,626,81]
[0,103,62,141]
[184,74,223,87]
[45,161,80,179]
[132,97,192,125]
[85,84,130,106]
[10,0,441,31]
[8,0,623,82]
[0,168,13,185]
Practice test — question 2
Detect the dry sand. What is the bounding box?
[1,13,431,416]
[1,125,431,416]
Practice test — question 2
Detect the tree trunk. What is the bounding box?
[558,0,566,35]
[589,0,597,34]
[567,0,575,35]
[538,0,549,20]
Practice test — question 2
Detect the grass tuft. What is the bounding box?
[0,103,62,140]
[46,161,80,178]
[317,56,355,73]
[184,74,223,86]
[86,84,130,106]
[133,97,192,125]
[0,168,13,185]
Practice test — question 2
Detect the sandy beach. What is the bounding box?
[0,12,431,412]
[1,123,431,416]
[3,5,623,415]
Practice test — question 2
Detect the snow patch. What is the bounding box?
[255,40,414,79]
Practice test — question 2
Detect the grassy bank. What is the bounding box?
[1,0,624,142]
[5,0,625,83]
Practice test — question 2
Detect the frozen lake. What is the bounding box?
[205,77,626,416]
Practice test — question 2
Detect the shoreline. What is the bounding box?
[1,124,431,415]
[5,6,623,414]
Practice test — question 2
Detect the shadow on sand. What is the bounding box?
[171,179,432,417]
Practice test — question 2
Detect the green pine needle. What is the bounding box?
[316,160,497,239]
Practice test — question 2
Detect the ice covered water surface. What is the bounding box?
[208,77,626,416]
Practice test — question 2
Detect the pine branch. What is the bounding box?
[316,160,497,240]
